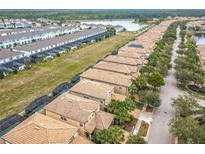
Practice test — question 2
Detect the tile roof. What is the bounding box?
[111,93,127,101]
[2,113,79,144]
[44,93,100,124]
[95,111,114,130]
[0,138,5,144]
[94,61,140,78]
[84,116,96,134]
[103,55,144,66]
[117,50,146,59]
[80,68,132,87]
[71,135,93,144]
[70,79,115,100]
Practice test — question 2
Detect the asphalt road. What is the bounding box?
[148,27,184,144]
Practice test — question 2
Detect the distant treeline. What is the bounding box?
[0,9,205,20]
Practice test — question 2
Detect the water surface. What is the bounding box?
[81,19,147,31]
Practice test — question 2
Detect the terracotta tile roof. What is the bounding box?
[118,50,146,59]
[2,113,79,144]
[44,93,100,124]
[95,111,114,130]
[0,138,5,144]
[103,55,144,66]
[70,79,114,100]
[71,135,93,144]
[112,93,127,101]
[84,116,96,134]
[118,21,173,56]
[94,61,140,78]
[80,68,132,87]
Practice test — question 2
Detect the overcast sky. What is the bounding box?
[0,0,205,9]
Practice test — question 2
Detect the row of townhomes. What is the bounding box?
[0,20,174,144]
[0,24,83,48]
[0,19,34,29]
[0,23,109,76]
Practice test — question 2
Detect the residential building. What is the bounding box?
[80,68,132,96]
[0,25,81,48]
[0,20,4,29]
[4,22,14,29]
[103,55,146,66]
[114,25,125,32]
[12,28,107,55]
[1,113,80,144]
[69,79,115,108]
[0,48,25,64]
[94,61,140,78]
[117,51,149,61]
[44,92,114,138]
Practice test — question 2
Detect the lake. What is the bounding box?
[196,36,205,45]
[80,19,147,31]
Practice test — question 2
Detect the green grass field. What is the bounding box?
[0,32,135,120]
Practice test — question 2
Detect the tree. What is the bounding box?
[114,107,130,124]
[123,97,137,111]
[0,69,4,79]
[94,129,112,144]
[148,71,165,88]
[129,75,147,95]
[126,135,146,144]
[169,116,203,143]
[95,126,124,144]
[171,95,200,117]
[139,90,161,107]
[176,69,192,86]
[192,73,204,87]
[140,65,155,74]
[110,126,125,144]
[107,100,130,124]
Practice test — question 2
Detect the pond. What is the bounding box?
[80,19,147,31]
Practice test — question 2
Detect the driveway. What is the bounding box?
[148,27,185,144]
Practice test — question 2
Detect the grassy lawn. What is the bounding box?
[0,32,135,120]
[138,120,149,137]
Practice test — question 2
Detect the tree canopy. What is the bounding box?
[171,95,200,117]
[126,135,146,144]
[148,71,165,88]
[95,126,124,144]
[139,90,161,107]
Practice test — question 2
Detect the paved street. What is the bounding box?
[148,27,184,144]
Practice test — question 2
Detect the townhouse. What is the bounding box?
[69,79,115,108]
[93,61,140,78]
[80,68,133,96]
[44,92,114,138]
[103,55,147,66]
[0,25,81,48]
[0,48,25,65]
[12,27,107,55]
[1,113,81,144]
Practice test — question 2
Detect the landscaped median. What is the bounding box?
[175,22,205,97]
